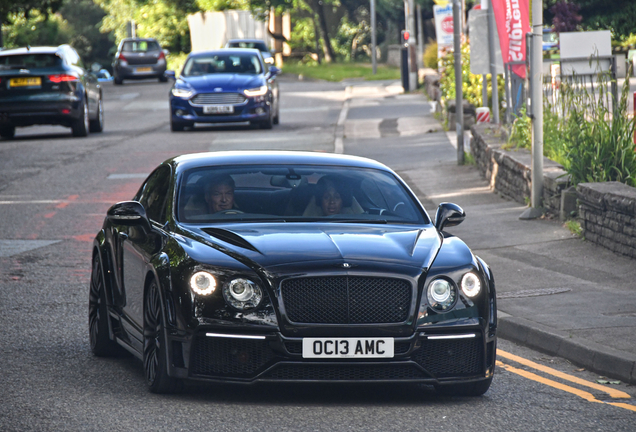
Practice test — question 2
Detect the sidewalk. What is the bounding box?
[339,80,636,385]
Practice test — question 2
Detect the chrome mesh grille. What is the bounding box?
[281,276,412,324]
[191,93,246,105]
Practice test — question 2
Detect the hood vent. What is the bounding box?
[201,227,260,253]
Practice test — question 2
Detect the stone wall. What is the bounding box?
[471,124,636,258]
[470,123,570,215]
[577,182,636,258]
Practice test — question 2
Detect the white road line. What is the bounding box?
[107,173,149,179]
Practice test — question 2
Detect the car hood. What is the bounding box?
[182,223,442,273]
[179,74,262,90]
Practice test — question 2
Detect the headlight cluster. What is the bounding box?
[426,271,482,312]
[244,85,267,97]
[189,271,263,311]
[171,87,193,98]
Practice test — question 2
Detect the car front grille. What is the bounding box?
[190,336,275,377]
[411,337,484,377]
[263,363,427,381]
[191,93,246,105]
[281,276,412,324]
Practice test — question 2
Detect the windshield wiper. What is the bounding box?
[323,219,388,224]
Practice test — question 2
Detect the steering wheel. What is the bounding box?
[216,209,244,215]
[393,202,405,212]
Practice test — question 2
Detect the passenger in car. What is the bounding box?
[303,175,363,216]
[204,174,236,213]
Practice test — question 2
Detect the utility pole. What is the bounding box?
[487,0,499,124]
[371,0,377,74]
[417,4,424,69]
[521,0,544,218]
[453,0,464,164]
[405,0,417,90]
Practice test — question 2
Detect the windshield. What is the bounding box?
[182,53,262,76]
[0,54,61,69]
[177,165,427,224]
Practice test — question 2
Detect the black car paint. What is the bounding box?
[91,151,497,393]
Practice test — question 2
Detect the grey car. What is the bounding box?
[112,38,167,85]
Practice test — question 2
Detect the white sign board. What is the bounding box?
[560,30,612,75]
[468,9,503,75]
[434,4,454,51]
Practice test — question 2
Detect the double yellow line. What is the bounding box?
[497,349,636,412]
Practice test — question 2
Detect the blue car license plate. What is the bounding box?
[203,105,234,114]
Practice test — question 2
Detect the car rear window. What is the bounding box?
[228,41,268,52]
[122,40,160,52]
[182,53,262,76]
[0,54,62,69]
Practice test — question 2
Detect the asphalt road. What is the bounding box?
[1,77,635,431]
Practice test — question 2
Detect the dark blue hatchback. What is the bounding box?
[167,49,280,132]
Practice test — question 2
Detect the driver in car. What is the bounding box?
[204,174,236,213]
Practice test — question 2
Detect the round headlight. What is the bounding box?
[427,279,456,310]
[223,278,263,310]
[461,272,482,297]
[190,271,216,296]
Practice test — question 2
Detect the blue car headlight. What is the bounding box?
[172,87,193,98]
[244,85,268,97]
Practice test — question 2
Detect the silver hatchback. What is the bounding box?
[112,38,167,85]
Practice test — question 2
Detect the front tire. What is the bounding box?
[143,280,181,393]
[260,109,273,129]
[89,255,123,356]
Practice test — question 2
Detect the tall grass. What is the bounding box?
[507,68,636,187]
[560,71,636,186]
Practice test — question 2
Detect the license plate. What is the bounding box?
[302,337,394,359]
[9,77,41,88]
[136,67,152,73]
[203,105,234,114]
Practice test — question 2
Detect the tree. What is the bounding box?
[0,0,64,47]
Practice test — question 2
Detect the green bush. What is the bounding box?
[439,42,505,112]
[423,41,438,69]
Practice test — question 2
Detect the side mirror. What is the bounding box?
[107,201,151,230]
[163,48,170,56]
[164,70,176,80]
[268,66,281,76]
[435,202,465,231]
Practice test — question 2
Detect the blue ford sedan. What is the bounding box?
[167,49,280,132]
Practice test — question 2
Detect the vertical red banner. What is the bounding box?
[491,0,530,78]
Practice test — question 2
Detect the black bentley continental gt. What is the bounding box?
[89,151,497,395]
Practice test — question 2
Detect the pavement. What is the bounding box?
[335,79,636,385]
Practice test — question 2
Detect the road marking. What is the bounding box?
[497,361,636,412]
[498,349,631,399]
[107,173,149,179]
[0,239,61,257]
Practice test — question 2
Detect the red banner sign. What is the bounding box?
[491,0,530,78]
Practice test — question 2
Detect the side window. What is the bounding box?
[137,166,172,223]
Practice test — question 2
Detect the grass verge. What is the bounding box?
[281,61,400,82]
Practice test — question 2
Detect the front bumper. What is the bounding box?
[165,324,496,385]
[170,96,271,125]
